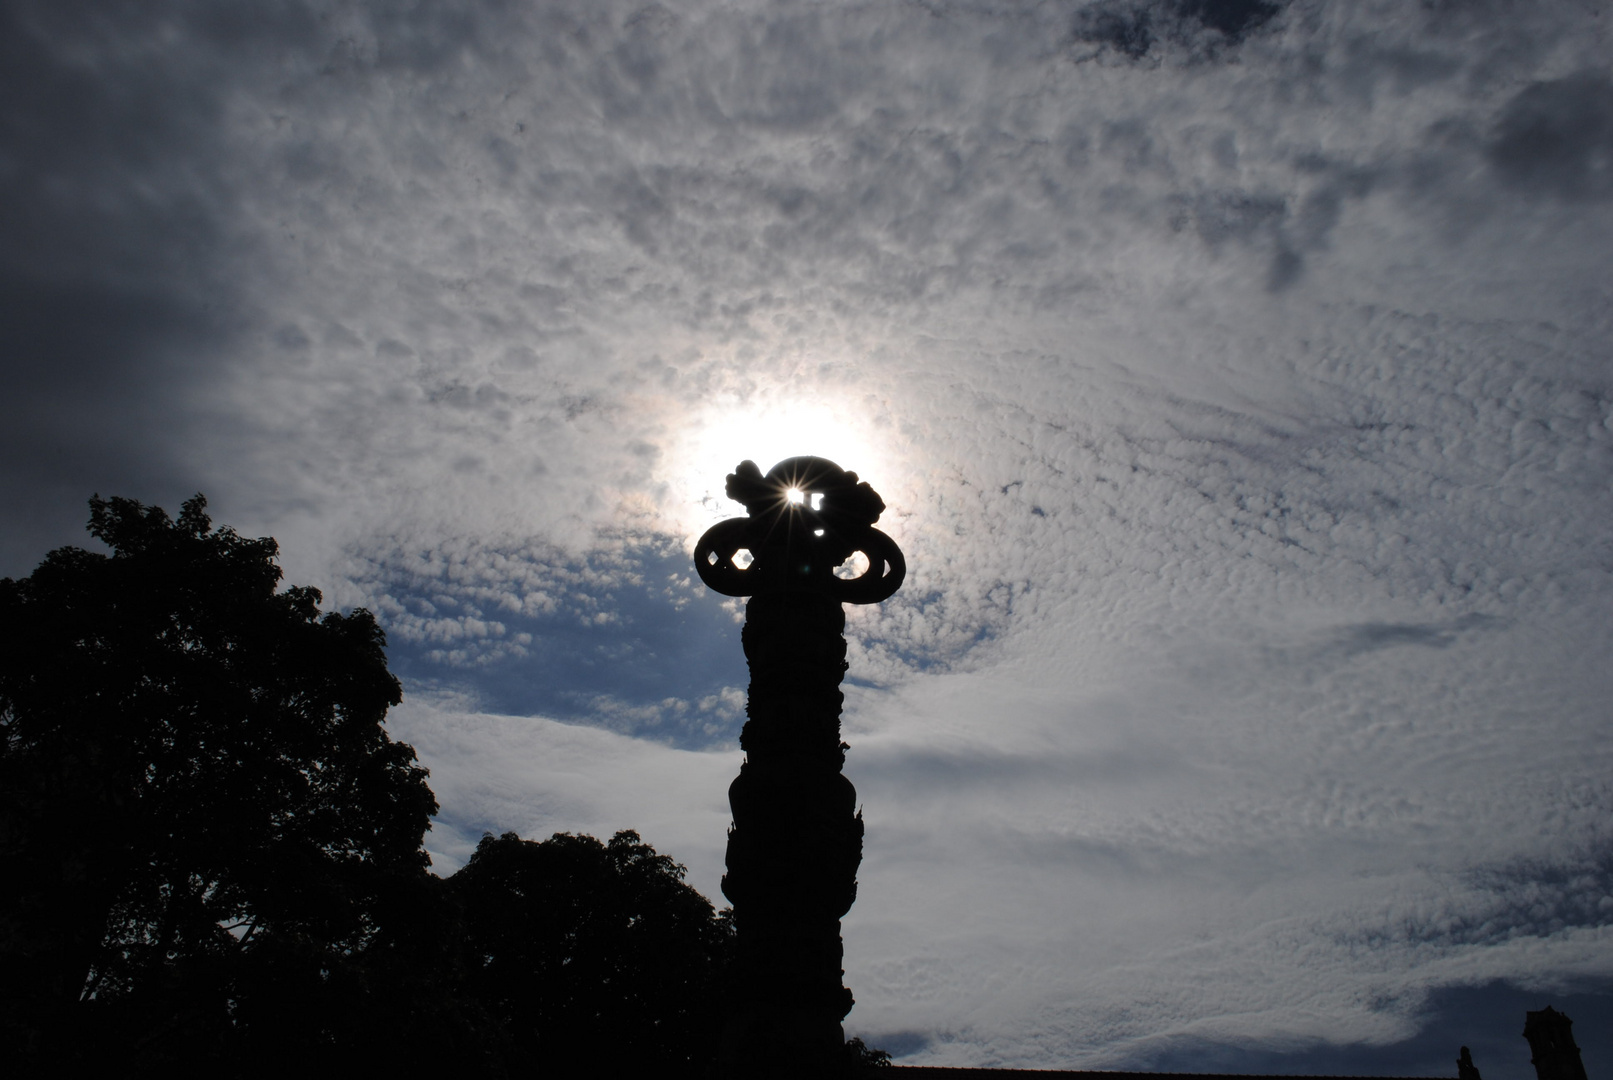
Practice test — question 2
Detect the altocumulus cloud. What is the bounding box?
[3,0,1612,1070]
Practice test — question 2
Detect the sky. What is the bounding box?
[4,0,1612,1072]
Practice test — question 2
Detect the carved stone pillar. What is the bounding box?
[695,457,905,1079]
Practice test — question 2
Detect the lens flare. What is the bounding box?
[662,391,901,543]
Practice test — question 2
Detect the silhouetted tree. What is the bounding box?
[843,1036,893,1070]
[449,829,735,1077]
[2,495,748,1076]
[0,495,441,1073]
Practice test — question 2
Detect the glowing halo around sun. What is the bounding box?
[663,397,899,546]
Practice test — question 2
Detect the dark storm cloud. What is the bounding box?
[1328,614,1499,657]
[0,1,314,570]
[1445,845,1613,945]
[1071,0,1285,61]
[1489,72,1613,202]
[0,281,227,565]
[0,4,256,287]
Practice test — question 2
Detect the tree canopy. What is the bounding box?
[0,495,889,1076]
[0,495,440,1071]
[452,828,735,1074]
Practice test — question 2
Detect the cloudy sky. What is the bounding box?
[5,0,1613,1071]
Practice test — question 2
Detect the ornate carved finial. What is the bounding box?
[695,456,905,604]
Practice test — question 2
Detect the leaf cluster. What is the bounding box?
[0,496,736,1077]
[450,829,736,1076]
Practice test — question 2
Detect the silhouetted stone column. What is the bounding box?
[1524,1007,1589,1080]
[695,458,905,1080]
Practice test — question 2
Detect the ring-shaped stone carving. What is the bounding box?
[696,457,906,605]
[694,518,757,597]
[825,527,906,605]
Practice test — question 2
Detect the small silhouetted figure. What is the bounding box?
[695,458,905,1079]
[1457,1046,1482,1080]
[1524,1007,1589,1080]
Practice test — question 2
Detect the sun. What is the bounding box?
[664,395,897,541]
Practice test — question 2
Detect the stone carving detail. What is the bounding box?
[695,457,904,604]
[696,457,905,1078]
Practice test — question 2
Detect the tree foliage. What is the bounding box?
[844,1036,894,1070]
[450,828,735,1076]
[0,495,438,1070]
[0,494,871,1075]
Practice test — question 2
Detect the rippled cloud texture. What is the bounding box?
[5,0,1612,1071]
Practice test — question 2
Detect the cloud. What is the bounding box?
[4,0,1613,1069]
[350,529,752,744]
[1071,0,1287,61]
[386,692,737,888]
[1489,72,1613,202]
[832,614,1613,1066]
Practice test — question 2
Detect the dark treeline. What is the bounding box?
[1,496,877,1076]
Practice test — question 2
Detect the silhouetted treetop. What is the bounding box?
[844,1036,894,1069]
[2,494,744,1076]
[450,828,735,1076]
[0,494,436,1070]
